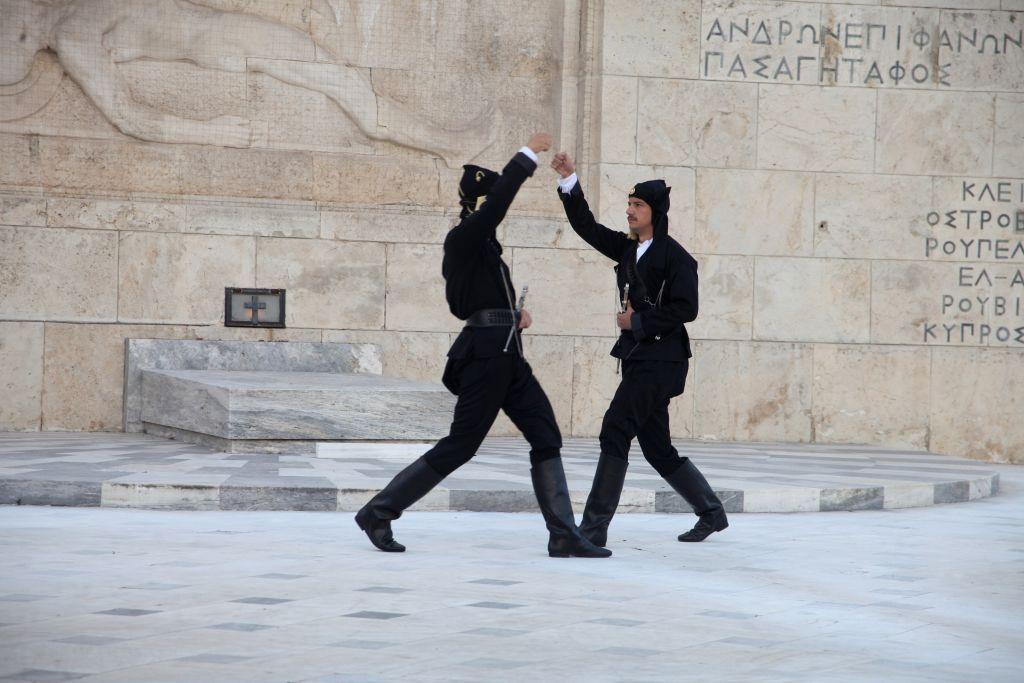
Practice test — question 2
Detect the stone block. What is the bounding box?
[117,60,247,123]
[141,370,455,440]
[814,174,933,260]
[694,169,814,257]
[510,247,616,337]
[994,94,1024,177]
[312,153,440,205]
[927,176,1024,266]
[812,345,931,449]
[0,322,43,430]
[688,255,754,341]
[384,243,461,333]
[47,197,187,233]
[0,134,42,188]
[604,0,702,78]
[501,214,591,251]
[124,339,381,432]
[876,90,994,176]
[0,226,118,321]
[177,146,316,200]
[186,201,320,238]
[754,257,871,343]
[699,0,821,85]
[0,195,46,227]
[41,323,190,431]
[869,260,1019,346]
[692,341,813,443]
[939,10,1024,92]
[930,347,1024,463]
[882,0,1000,8]
[256,237,385,330]
[757,85,875,173]
[600,76,639,164]
[637,79,757,169]
[323,330,450,383]
[118,232,256,324]
[321,207,452,245]
[596,164,696,247]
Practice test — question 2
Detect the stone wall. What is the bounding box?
[1,0,1021,463]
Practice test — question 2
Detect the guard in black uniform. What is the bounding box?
[550,151,728,545]
[356,134,610,559]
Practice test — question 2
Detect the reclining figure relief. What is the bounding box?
[0,0,494,162]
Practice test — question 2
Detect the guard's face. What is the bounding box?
[626,198,652,232]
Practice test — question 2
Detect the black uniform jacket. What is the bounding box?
[558,182,698,362]
[443,151,536,360]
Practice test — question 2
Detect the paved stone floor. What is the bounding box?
[0,433,1000,513]
[1,464,1022,683]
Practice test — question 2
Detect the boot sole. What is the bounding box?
[354,515,405,552]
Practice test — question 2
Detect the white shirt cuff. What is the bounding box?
[518,146,538,163]
[557,172,578,193]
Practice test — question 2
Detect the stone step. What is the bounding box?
[141,370,456,448]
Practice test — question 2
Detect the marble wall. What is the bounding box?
[1,0,1021,463]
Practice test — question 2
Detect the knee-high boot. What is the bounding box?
[579,454,629,547]
[354,456,445,552]
[664,458,729,542]
[530,458,612,558]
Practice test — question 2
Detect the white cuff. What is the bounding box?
[518,146,538,163]
[557,172,579,194]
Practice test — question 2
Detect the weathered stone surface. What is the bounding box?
[177,146,316,200]
[600,75,638,164]
[256,237,385,330]
[0,322,43,430]
[814,174,933,259]
[812,345,931,450]
[0,195,46,227]
[700,0,821,85]
[47,197,187,233]
[0,226,117,321]
[994,94,1024,177]
[117,60,248,123]
[501,214,591,251]
[694,169,814,256]
[603,0,701,78]
[876,90,995,176]
[939,10,1024,92]
[384,243,460,333]
[597,164,697,247]
[124,339,381,432]
[118,232,256,324]
[510,247,616,337]
[42,323,190,431]
[688,255,754,341]
[186,201,320,238]
[185,326,323,343]
[930,347,1024,463]
[141,370,455,440]
[692,341,813,443]
[0,134,43,188]
[754,258,871,343]
[927,176,1024,264]
[757,85,875,173]
[869,260,1005,346]
[321,207,452,245]
[312,153,440,205]
[638,79,757,169]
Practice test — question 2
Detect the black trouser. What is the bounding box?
[425,354,562,477]
[599,358,688,476]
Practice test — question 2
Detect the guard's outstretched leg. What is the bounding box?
[531,458,612,558]
[665,459,728,542]
[579,454,628,548]
[355,456,445,552]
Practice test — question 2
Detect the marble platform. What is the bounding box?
[141,370,456,450]
[0,433,1001,514]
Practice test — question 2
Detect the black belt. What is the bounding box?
[465,308,518,327]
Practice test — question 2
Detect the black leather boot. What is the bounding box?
[579,454,629,547]
[530,458,612,558]
[665,458,728,542]
[355,456,445,552]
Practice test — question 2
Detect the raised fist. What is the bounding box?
[550,151,575,178]
[527,132,553,154]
